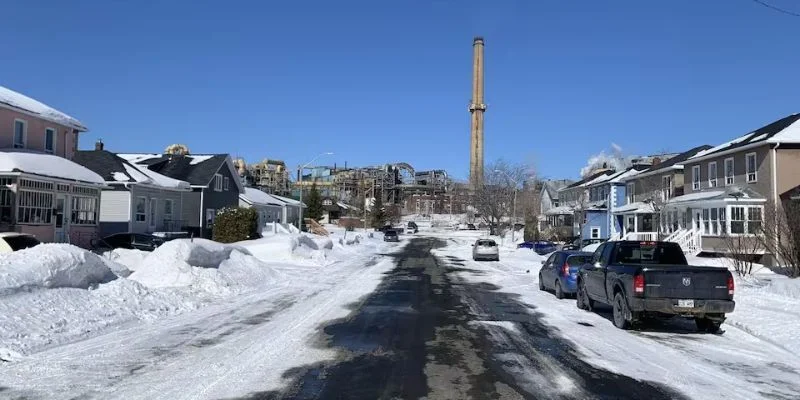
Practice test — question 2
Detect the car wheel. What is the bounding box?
[576,279,593,311]
[538,274,545,291]
[695,317,723,334]
[555,281,564,299]
[612,292,632,330]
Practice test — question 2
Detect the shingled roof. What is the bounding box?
[118,153,233,187]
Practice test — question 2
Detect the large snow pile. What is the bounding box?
[0,244,118,294]
[128,238,281,292]
[103,248,148,273]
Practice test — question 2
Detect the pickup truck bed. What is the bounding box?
[577,241,735,332]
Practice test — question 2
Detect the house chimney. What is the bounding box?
[653,157,662,166]
[95,139,104,151]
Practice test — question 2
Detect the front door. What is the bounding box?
[625,215,635,235]
[54,194,68,242]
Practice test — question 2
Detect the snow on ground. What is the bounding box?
[0,227,397,399]
[428,230,800,400]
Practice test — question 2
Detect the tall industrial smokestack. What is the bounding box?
[469,36,486,188]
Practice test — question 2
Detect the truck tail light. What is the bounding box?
[727,275,735,296]
[561,263,570,276]
[633,274,645,295]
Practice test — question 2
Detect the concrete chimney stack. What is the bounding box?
[469,36,486,188]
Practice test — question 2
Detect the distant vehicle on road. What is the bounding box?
[577,241,735,332]
[539,251,592,299]
[406,221,418,234]
[0,232,41,253]
[517,241,558,255]
[472,238,499,261]
[91,232,166,252]
[562,238,605,251]
[467,223,477,230]
[383,230,400,242]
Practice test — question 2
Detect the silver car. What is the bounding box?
[472,239,499,261]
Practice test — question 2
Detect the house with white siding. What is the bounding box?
[73,143,191,236]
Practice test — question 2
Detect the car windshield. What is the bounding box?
[4,235,41,251]
[611,242,688,265]
[477,240,496,247]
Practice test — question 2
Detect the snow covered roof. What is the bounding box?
[267,193,306,207]
[0,150,104,184]
[690,113,800,162]
[118,153,243,193]
[0,86,87,131]
[666,187,765,205]
[544,205,574,215]
[241,188,284,207]
[608,168,644,183]
[613,201,656,214]
[73,151,190,190]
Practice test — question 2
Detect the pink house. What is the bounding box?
[0,86,104,247]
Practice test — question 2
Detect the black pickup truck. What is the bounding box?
[576,240,735,332]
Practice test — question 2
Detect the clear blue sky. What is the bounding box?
[2,0,799,181]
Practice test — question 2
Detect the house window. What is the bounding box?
[206,208,216,226]
[730,206,745,234]
[724,158,734,186]
[45,128,56,154]
[710,208,718,235]
[223,177,230,191]
[71,196,98,225]
[708,161,717,188]
[746,153,757,183]
[135,197,147,222]
[719,207,726,235]
[149,198,157,227]
[626,183,635,204]
[600,187,606,200]
[214,174,223,191]
[692,165,700,190]
[702,209,710,234]
[0,178,13,223]
[17,190,53,224]
[164,199,174,220]
[662,175,672,201]
[747,207,762,234]
[590,226,600,239]
[322,199,333,206]
[13,119,26,148]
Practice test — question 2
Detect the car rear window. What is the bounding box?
[611,242,687,265]
[4,235,41,251]
[567,255,591,266]
[477,240,496,247]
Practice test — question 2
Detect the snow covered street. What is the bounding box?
[2,228,800,399]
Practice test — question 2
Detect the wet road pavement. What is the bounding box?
[233,237,686,400]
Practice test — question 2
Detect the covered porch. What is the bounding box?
[612,201,660,241]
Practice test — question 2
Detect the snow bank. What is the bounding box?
[103,248,148,272]
[0,244,118,294]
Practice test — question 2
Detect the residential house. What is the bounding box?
[537,179,573,239]
[557,170,615,240]
[660,113,800,260]
[267,193,305,227]
[319,196,359,224]
[613,145,712,242]
[73,143,192,236]
[119,152,244,239]
[239,187,285,233]
[0,86,104,247]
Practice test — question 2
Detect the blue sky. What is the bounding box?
[2,0,799,181]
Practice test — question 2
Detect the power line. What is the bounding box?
[751,0,800,17]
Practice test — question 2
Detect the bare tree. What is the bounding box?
[756,200,800,277]
[472,159,535,235]
[722,233,765,277]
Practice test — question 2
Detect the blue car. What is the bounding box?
[538,251,592,299]
[517,241,558,255]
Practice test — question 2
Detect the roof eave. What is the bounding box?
[0,102,88,132]
[687,141,767,164]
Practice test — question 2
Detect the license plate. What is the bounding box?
[677,299,695,308]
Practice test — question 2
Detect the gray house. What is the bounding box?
[73,148,191,237]
[119,152,244,238]
[240,187,284,233]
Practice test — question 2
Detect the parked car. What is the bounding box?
[467,223,477,230]
[472,238,499,261]
[517,241,535,249]
[383,230,400,242]
[0,233,41,253]
[91,232,166,252]
[406,221,418,234]
[538,251,592,299]
[534,241,558,255]
[576,241,735,332]
[562,238,605,251]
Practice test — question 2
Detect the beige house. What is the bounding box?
[656,113,800,259]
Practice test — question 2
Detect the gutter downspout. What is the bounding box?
[199,189,205,238]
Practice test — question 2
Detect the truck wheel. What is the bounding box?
[612,292,632,330]
[696,317,723,334]
[538,274,545,291]
[555,281,565,299]
[577,280,594,311]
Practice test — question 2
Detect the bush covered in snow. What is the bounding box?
[213,207,259,243]
[0,244,118,294]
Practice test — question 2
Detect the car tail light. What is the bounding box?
[633,274,645,295]
[727,275,735,296]
[561,263,569,276]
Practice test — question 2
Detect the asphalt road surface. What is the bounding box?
[234,237,686,400]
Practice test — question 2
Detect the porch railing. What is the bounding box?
[622,232,659,241]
